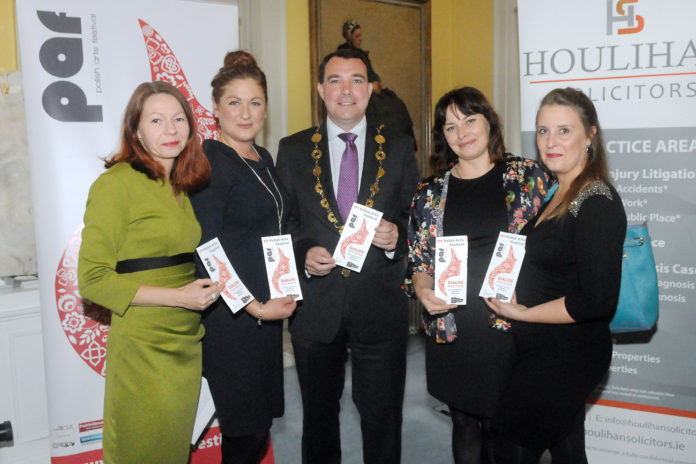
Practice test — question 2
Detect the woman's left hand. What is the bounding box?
[484,294,529,322]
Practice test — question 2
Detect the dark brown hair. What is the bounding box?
[342,20,360,41]
[430,87,505,176]
[211,50,268,103]
[105,81,210,193]
[537,87,609,220]
[318,47,373,83]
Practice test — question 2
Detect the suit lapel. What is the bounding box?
[358,124,379,204]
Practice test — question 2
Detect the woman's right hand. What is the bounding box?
[412,272,457,315]
[246,296,297,321]
[175,278,223,311]
[417,287,458,315]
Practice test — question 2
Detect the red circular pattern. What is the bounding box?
[55,225,110,377]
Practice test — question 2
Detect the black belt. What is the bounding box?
[115,252,194,274]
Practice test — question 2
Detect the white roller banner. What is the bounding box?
[16,1,246,462]
[518,1,696,462]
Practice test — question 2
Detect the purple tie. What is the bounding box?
[337,132,359,222]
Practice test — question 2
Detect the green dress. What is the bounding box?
[78,162,204,464]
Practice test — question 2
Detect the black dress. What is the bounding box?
[495,180,626,449]
[191,140,288,437]
[425,164,515,416]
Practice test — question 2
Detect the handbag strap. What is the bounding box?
[115,252,194,274]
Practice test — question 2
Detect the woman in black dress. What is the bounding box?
[485,88,626,463]
[406,87,551,463]
[191,51,296,463]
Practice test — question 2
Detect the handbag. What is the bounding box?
[610,222,659,333]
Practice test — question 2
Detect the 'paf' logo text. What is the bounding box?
[37,11,103,122]
[606,0,645,35]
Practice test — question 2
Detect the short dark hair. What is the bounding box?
[318,48,373,83]
[430,87,506,176]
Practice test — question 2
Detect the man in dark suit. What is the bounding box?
[276,47,419,464]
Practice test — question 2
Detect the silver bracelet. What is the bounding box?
[257,303,264,326]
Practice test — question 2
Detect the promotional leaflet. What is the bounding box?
[479,232,526,302]
[261,234,303,300]
[332,203,383,273]
[196,238,253,313]
[433,236,468,305]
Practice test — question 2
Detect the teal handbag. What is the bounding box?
[610,222,659,333]
[544,184,659,333]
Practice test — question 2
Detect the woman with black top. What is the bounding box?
[191,51,296,463]
[485,87,627,463]
[406,87,551,464]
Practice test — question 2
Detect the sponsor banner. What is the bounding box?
[518,0,696,460]
[585,403,696,463]
[49,427,279,464]
[16,0,238,461]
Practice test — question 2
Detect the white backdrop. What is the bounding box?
[16,1,238,462]
[518,1,696,462]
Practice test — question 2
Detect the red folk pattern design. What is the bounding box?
[138,19,219,142]
[55,226,110,377]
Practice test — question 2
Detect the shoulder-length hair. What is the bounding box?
[105,81,210,193]
[538,88,610,220]
[430,87,506,177]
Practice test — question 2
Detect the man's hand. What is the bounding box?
[305,246,336,276]
[372,219,398,251]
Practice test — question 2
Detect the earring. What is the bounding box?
[586,145,593,156]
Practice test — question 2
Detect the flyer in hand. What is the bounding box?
[479,232,526,302]
[196,237,254,313]
[332,203,383,273]
[261,234,303,300]
[434,235,469,305]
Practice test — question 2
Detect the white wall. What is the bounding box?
[0,288,49,464]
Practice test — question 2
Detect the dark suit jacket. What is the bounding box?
[276,121,420,344]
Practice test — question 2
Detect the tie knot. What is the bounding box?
[339,132,358,144]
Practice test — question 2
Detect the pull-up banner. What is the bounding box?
[16,1,239,462]
[518,1,696,462]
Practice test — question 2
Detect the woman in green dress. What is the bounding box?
[78,81,222,464]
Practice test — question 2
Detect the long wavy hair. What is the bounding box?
[430,87,505,177]
[538,88,610,220]
[105,81,210,193]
